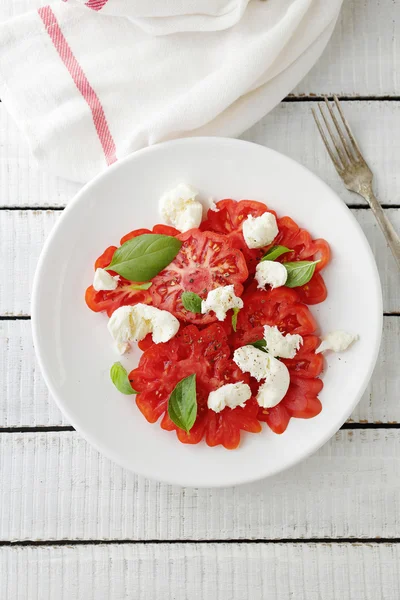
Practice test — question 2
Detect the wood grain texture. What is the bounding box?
[1,542,400,600]
[1,0,399,97]
[0,429,399,541]
[0,317,397,428]
[1,101,400,208]
[1,208,399,316]
[293,0,400,96]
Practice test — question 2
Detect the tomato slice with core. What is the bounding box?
[150,229,248,325]
[130,323,261,449]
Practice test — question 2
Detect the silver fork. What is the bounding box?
[312,95,400,269]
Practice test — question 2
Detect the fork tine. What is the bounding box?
[317,102,346,168]
[311,108,343,174]
[333,95,363,160]
[323,97,354,162]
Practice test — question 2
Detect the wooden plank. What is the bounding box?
[293,0,399,97]
[0,429,399,541]
[1,0,399,97]
[1,542,400,600]
[0,320,65,427]
[1,317,398,428]
[1,208,399,316]
[1,101,400,208]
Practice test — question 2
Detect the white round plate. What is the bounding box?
[32,138,382,488]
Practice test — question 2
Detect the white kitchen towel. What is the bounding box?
[64,0,251,35]
[0,0,343,183]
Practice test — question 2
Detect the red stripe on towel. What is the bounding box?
[38,5,117,166]
[85,0,109,10]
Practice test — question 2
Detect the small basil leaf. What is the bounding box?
[182,291,202,314]
[168,374,197,433]
[249,339,267,352]
[232,307,240,332]
[110,362,137,395]
[106,234,182,282]
[284,260,320,288]
[261,245,292,261]
[130,282,152,290]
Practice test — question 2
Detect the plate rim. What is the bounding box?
[31,136,383,488]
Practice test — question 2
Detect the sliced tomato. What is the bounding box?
[200,199,275,274]
[85,245,152,317]
[281,335,324,379]
[296,272,327,305]
[130,323,261,449]
[120,224,179,245]
[150,229,248,325]
[275,216,331,272]
[231,288,316,348]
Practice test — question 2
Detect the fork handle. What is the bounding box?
[361,188,400,270]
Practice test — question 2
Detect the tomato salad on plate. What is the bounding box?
[85,184,358,450]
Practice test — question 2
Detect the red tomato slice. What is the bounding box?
[296,272,327,305]
[150,229,248,325]
[120,224,180,245]
[85,245,152,317]
[275,216,331,272]
[130,323,261,450]
[281,335,324,379]
[201,199,276,274]
[231,288,316,348]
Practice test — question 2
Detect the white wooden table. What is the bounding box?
[1,1,400,598]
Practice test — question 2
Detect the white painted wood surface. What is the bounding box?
[0,316,398,428]
[1,0,400,598]
[0,429,399,541]
[1,543,400,600]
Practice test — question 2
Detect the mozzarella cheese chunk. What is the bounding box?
[201,285,243,321]
[316,330,359,354]
[207,382,252,413]
[108,304,180,352]
[202,196,220,219]
[93,268,119,291]
[263,325,303,359]
[160,183,203,232]
[233,346,270,382]
[256,356,290,408]
[242,212,279,249]
[255,260,287,290]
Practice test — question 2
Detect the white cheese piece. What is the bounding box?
[108,304,180,352]
[263,325,303,359]
[202,196,220,219]
[256,356,290,408]
[160,183,203,232]
[201,285,243,321]
[316,330,359,354]
[207,382,252,413]
[255,260,287,290]
[242,212,279,249]
[233,346,270,382]
[93,268,119,291]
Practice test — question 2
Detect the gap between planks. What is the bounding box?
[0,538,399,547]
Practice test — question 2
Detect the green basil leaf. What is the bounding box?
[168,374,197,433]
[284,260,320,288]
[110,362,137,395]
[261,245,292,261]
[182,291,202,314]
[232,307,240,332]
[249,339,267,352]
[106,234,182,282]
[130,282,152,290]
